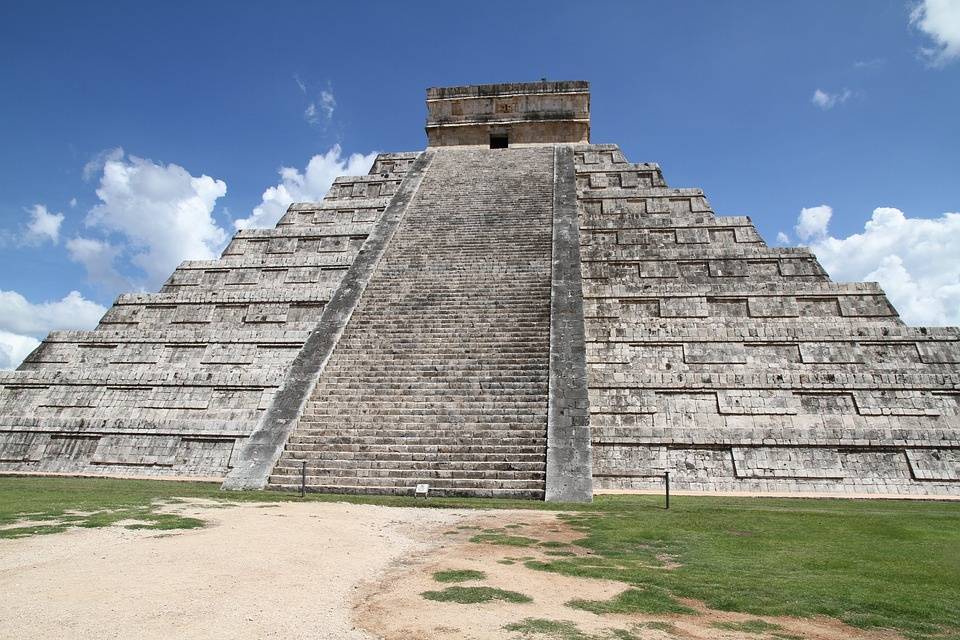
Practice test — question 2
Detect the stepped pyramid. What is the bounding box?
[2,81,958,500]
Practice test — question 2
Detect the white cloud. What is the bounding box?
[776,231,791,244]
[66,236,130,291]
[83,147,124,181]
[0,290,106,336]
[23,204,64,245]
[0,331,40,370]
[853,58,885,69]
[297,77,337,127]
[69,197,77,208]
[235,145,377,230]
[0,290,106,370]
[911,0,960,66]
[319,90,336,119]
[795,204,832,241]
[799,206,960,326]
[86,150,228,288]
[811,88,853,110]
[305,89,336,126]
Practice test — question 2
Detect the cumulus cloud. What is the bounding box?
[776,231,791,244]
[234,145,377,230]
[0,331,40,370]
[82,147,124,181]
[795,204,832,241]
[66,236,130,291]
[85,149,228,288]
[811,88,853,110]
[23,204,64,245]
[0,290,107,369]
[0,290,107,335]
[798,206,960,326]
[911,0,960,66]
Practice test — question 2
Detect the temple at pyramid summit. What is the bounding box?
[2,80,959,501]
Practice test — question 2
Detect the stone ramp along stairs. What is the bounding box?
[0,153,421,480]
[269,147,556,498]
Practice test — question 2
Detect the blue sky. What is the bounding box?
[1,0,958,367]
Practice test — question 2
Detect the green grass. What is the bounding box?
[504,618,642,639]
[2,477,959,638]
[470,532,540,547]
[524,495,960,639]
[0,475,571,539]
[421,586,532,604]
[712,619,783,633]
[641,621,679,634]
[0,477,213,538]
[567,588,694,615]
[433,569,487,583]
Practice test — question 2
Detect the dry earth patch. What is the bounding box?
[356,511,907,640]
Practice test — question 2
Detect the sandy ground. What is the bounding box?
[0,500,472,639]
[0,501,908,640]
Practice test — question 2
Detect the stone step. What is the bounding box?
[304,391,546,401]
[273,459,545,473]
[266,146,555,497]
[288,430,545,442]
[289,425,546,434]
[268,474,544,490]
[266,482,544,499]
[278,448,544,462]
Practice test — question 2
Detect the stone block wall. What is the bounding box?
[576,144,960,495]
[426,81,590,147]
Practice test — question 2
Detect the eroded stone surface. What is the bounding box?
[576,144,960,496]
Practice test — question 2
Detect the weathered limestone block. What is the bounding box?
[0,432,48,462]
[91,435,180,466]
[732,448,844,479]
[906,449,960,481]
[918,341,960,364]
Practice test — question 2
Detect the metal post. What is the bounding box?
[664,471,670,510]
[300,460,307,498]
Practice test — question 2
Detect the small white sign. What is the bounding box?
[415,483,429,498]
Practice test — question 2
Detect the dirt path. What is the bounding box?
[0,500,472,639]
[1,501,908,640]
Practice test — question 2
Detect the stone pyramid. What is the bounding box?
[1,81,957,501]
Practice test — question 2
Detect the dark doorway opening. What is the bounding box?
[489,133,508,149]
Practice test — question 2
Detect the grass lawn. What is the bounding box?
[2,476,959,638]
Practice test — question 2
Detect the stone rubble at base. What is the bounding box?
[0,81,957,500]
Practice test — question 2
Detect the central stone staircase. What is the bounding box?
[269,147,556,497]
